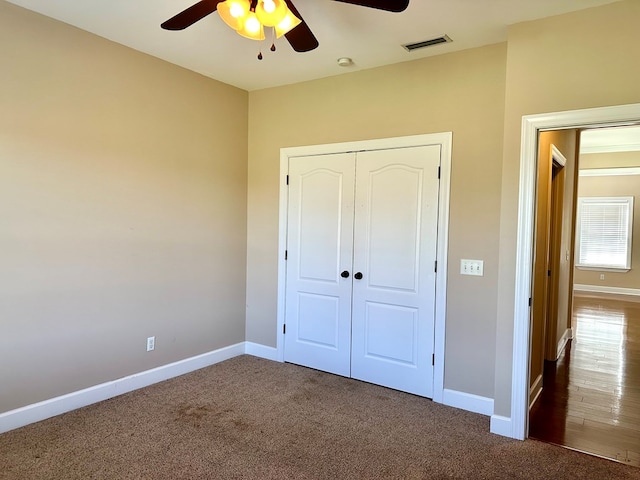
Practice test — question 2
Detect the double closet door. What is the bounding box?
[283,145,441,398]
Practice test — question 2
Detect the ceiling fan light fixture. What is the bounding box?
[163,0,406,53]
[218,0,251,30]
[236,11,266,40]
[255,0,288,27]
[274,9,302,38]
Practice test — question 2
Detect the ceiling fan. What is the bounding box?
[161,0,410,53]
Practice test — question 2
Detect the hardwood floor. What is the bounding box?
[529,295,640,467]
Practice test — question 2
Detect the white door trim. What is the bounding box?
[551,144,567,168]
[509,103,640,440]
[276,133,452,404]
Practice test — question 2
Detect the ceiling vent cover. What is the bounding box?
[402,35,452,52]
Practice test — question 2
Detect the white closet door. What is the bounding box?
[283,153,356,376]
[350,145,441,397]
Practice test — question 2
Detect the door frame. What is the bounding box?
[543,145,568,362]
[276,132,452,403]
[507,102,640,440]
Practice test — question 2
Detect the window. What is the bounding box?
[576,196,634,270]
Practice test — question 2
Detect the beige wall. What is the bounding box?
[247,43,507,398]
[581,151,640,170]
[495,0,640,416]
[574,170,640,289]
[0,2,248,413]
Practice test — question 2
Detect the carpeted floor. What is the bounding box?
[1,355,639,479]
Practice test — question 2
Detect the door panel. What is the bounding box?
[367,165,422,292]
[351,146,441,397]
[364,302,418,365]
[283,153,355,376]
[297,292,340,348]
[298,169,344,282]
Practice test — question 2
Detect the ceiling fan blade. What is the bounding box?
[284,1,319,52]
[161,0,224,30]
[333,0,409,13]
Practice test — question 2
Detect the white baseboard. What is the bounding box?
[574,284,640,297]
[0,342,245,434]
[244,342,278,361]
[442,389,494,416]
[557,328,573,358]
[490,415,514,438]
[529,374,543,409]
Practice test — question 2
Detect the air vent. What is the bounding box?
[402,35,452,52]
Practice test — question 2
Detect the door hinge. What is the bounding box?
[283,324,286,334]
[285,250,288,260]
[528,297,532,307]
[286,174,289,185]
[432,354,435,366]
[437,166,441,179]
[434,260,437,273]
[547,269,551,277]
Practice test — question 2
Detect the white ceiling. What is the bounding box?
[581,126,640,154]
[6,0,620,91]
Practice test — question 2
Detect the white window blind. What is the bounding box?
[576,196,634,270]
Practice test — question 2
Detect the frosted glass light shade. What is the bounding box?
[236,11,266,40]
[255,0,287,27]
[274,9,301,38]
[218,0,251,30]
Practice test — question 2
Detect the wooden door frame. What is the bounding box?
[275,133,452,404]
[503,103,640,440]
[544,145,568,362]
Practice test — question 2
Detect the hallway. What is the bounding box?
[529,294,640,467]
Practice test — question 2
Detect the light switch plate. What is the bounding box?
[460,259,484,276]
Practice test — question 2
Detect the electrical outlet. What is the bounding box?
[460,259,484,276]
[600,274,605,280]
[146,336,155,352]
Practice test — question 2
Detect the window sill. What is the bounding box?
[575,266,630,273]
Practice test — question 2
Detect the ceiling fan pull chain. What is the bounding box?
[270,27,276,52]
[258,32,268,60]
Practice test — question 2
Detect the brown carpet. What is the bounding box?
[1,355,638,479]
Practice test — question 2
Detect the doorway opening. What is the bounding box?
[528,125,640,466]
[508,102,640,442]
